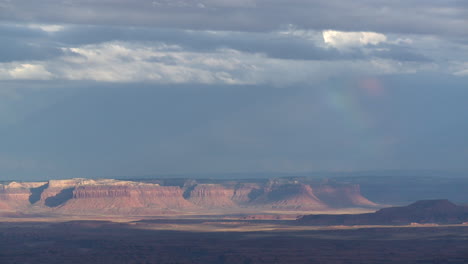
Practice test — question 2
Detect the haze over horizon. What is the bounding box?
[1,0,468,181]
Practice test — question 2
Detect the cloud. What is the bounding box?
[50,25,364,61]
[2,63,53,80]
[0,41,439,85]
[322,30,387,49]
[453,66,468,76]
[0,22,445,74]
[0,25,65,62]
[1,0,466,38]
[47,25,432,62]
[0,22,460,85]
[0,38,65,63]
[47,42,258,84]
[27,24,65,33]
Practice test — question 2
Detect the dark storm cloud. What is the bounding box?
[0,0,466,37]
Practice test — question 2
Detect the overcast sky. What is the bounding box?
[1,0,467,180]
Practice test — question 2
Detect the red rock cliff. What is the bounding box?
[187,184,237,208]
[0,182,47,210]
[314,183,377,208]
[0,178,378,215]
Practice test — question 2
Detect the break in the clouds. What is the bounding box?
[0,0,467,179]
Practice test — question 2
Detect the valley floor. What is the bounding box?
[0,217,468,263]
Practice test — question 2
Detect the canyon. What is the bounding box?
[0,177,377,216]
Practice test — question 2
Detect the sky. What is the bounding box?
[0,0,467,180]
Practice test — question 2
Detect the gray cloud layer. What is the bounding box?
[1,0,467,36]
[0,23,438,67]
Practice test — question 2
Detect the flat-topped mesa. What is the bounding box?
[47,178,159,188]
[0,177,378,215]
[52,181,194,214]
[70,179,165,200]
[2,182,47,189]
[47,179,86,188]
[40,179,163,204]
[0,182,47,210]
[70,184,191,205]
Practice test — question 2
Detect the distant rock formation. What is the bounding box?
[297,199,468,225]
[314,183,377,208]
[252,183,328,210]
[0,177,378,216]
[0,181,47,210]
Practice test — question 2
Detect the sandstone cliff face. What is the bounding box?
[0,182,46,210]
[187,184,237,208]
[231,183,262,204]
[57,184,195,214]
[314,184,377,208]
[39,179,85,206]
[0,178,378,215]
[253,183,328,210]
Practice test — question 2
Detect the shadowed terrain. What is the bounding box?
[44,187,75,207]
[298,200,468,225]
[2,177,468,263]
[0,221,467,264]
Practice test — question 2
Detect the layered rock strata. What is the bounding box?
[0,178,378,215]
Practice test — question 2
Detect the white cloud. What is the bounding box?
[448,62,468,76]
[5,64,53,80]
[454,66,468,76]
[278,25,321,40]
[322,30,387,49]
[28,24,65,33]
[55,42,412,85]
[0,40,441,86]
[52,42,259,84]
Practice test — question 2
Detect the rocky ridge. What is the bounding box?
[0,178,377,215]
[297,199,468,225]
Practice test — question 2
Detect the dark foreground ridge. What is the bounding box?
[1,221,468,264]
[298,199,468,225]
